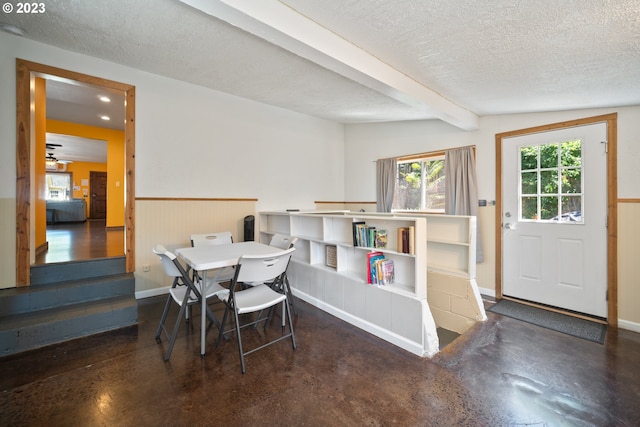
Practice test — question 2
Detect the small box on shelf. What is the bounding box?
[325,245,337,268]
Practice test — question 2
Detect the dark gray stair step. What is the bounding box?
[0,295,138,357]
[30,257,126,286]
[0,273,134,315]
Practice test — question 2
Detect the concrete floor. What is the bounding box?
[1,295,639,426]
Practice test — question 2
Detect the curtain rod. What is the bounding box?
[375,144,476,162]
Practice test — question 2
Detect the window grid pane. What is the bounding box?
[519,140,583,223]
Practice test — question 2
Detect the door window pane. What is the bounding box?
[540,170,558,194]
[521,196,538,220]
[521,171,537,194]
[519,140,583,223]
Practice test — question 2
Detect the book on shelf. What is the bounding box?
[352,221,366,246]
[366,252,395,285]
[367,251,384,284]
[396,226,415,254]
[379,259,395,285]
[374,229,388,248]
[353,222,387,248]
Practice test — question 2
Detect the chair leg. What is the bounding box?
[234,308,247,374]
[204,304,220,330]
[284,275,298,316]
[284,298,297,349]
[164,301,188,361]
[216,304,230,348]
[155,294,173,343]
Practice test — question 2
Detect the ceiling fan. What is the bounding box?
[45,144,73,165]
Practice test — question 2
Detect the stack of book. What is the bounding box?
[352,222,387,249]
[367,251,395,285]
[396,226,415,254]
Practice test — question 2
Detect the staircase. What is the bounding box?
[0,257,137,357]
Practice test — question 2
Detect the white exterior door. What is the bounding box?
[502,123,608,318]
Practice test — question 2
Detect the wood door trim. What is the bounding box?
[495,113,618,327]
[16,59,136,286]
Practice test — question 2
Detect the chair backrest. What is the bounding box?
[153,244,182,278]
[153,244,200,294]
[191,231,233,247]
[235,247,295,284]
[269,234,298,250]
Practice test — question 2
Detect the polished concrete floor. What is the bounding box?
[1,295,639,426]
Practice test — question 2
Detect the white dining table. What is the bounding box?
[175,241,282,356]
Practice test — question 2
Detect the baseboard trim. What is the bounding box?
[135,286,169,300]
[618,319,640,333]
[479,287,495,298]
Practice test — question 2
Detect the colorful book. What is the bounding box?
[380,259,395,285]
[367,251,384,284]
[352,221,366,246]
[375,229,388,249]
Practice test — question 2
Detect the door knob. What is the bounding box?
[504,223,513,229]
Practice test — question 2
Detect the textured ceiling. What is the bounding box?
[2,0,639,134]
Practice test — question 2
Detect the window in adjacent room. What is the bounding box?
[394,153,445,212]
[46,172,72,200]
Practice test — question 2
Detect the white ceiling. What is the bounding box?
[3,0,639,134]
[46,133,107,164]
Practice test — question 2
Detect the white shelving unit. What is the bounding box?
[259,211,439,357]
[395,212,486,333]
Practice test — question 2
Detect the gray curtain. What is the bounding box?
[445,147,484,262]
[376,158,397,212]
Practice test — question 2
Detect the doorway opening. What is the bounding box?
[16,59,136,286]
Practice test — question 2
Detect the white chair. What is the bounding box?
[268,234,299,316]
[217,247,296,374]
[153,244,228,361]
[190,232,236,283]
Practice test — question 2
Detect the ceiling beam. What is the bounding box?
[179,0,479,130]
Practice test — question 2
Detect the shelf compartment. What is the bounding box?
[427,241,470,275]
[425,215,471,244]
[260,212,291,235]
[291,215,323,241]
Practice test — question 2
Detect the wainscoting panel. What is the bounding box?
[134,198,256,296]
[618,200,640,329]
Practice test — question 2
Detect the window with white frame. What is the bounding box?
[46,172,72,201]
[393,153,446,212]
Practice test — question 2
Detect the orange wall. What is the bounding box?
[46,120,125,228]
[64,161,108,217]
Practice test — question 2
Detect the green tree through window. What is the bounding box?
[394,156,445,211]
[520,140,582,222]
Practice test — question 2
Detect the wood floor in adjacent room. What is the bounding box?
[1,292,639,426]
[35,219,124,265]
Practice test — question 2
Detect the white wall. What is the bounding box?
[0,32,345,287]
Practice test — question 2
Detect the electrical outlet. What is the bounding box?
[143,265,150,272]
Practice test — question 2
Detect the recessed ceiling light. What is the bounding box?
[1,24,26,37]
[100,115,111,121]
[99,96,111,103]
